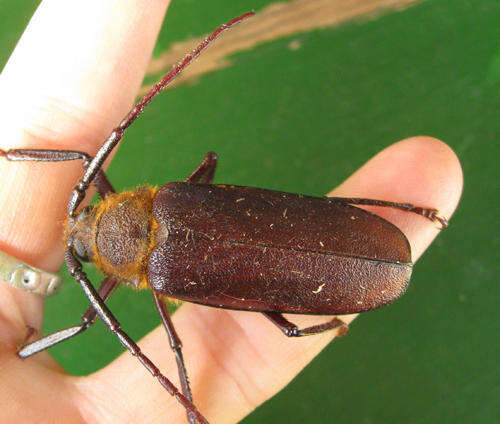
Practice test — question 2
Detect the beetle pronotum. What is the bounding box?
[1,12,448,424]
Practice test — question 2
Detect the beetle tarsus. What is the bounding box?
[18,326,84,358]
[0,148,115,200]
[332,197,450,230]
[413,207,449,229]
[265,312,348,337]
[19,276,120,357]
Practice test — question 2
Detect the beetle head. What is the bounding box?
[66,205,96,262]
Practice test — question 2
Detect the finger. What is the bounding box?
[77,137,462,423]
[332,136,462,260]
[0,0,170,342]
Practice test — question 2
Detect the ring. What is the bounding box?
[0,251,62,297]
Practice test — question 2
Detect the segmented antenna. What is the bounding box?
[69,12,255,216]
[121,12,255,132]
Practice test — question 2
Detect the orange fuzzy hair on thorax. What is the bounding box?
[65,185,182,305]
[64,186,157,288]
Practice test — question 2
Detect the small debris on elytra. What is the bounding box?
[312,283,325,294]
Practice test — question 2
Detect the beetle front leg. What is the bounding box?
[64,249,209,424]
[185,151,218,184]
[153,292,196,424]
[263,312,349,337]
[0,148,115,199]
[18,276,119,358]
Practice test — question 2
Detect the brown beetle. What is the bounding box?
[1,12,448,424]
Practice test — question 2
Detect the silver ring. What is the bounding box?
[0,251,62,297]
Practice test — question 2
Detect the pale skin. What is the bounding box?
[0,1,463,423]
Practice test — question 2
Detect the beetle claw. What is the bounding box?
[286,327,300,337]
[427,209,449,230]
[410,207,449,230]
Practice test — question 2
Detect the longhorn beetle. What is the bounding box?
[1,12,448,424]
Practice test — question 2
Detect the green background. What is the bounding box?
[1,0,498,423]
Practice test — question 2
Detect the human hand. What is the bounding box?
[0,1,462,423]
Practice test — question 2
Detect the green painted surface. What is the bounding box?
[1,0,498,423]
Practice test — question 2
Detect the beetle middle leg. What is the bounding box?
[153,292,196,424]
[263,312,349,337]
[185,151,218,184]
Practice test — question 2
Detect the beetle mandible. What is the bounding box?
[0,12,449,424]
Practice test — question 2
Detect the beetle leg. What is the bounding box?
[185,152,218,184]
[64,249,209,424]
[331,197,449,229]
[0,148,115,199]
[263,312,349,337]
[18,276,119,358]
[153,292,196,424]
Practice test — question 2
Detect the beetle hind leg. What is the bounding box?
[333,197,449,229]
[263,312,349,337]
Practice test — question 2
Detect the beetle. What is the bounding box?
[0,12,448,424]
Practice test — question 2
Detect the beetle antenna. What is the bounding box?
[121,11,255,133]
[68,11,255,216]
